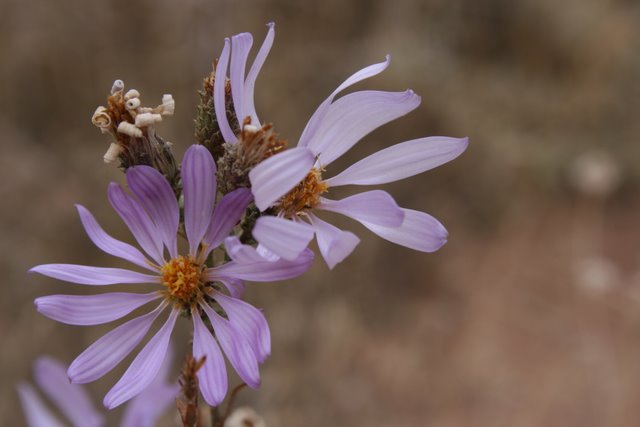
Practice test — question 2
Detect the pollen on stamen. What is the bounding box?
[160,256,204,307]
[276,168,328,218]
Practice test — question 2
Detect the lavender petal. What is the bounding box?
[126,165,180,258]
[214,292,271,363]
[192,310,228,406]
[34,292,160,325]
[230,32,253,122]
[327,136,470,187]
[298,55,390,148]
[17,383,65,427]
[252,216,314,260]
[249,147,315,211]
[68,303,166,384]
[108,182,165,265]
[202,188,253,256]
[317,190,404,227]
[308,213,360,270]
[201,303,261,389]
[206,248,314,282]
[309,90,421,165]
[244,22,275,125]
[182,145,217,256]
[103,308,178,409]
[76,205,153,271]
[361,208,448,252]
[29,264,159,285]
[224,236,266,264]
[214,38,237,143]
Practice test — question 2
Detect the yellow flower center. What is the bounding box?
[276,168,328,218]
[161,256,203,306]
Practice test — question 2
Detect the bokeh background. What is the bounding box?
[2,0,640,425]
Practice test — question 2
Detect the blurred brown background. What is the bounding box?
[2,0,640,426]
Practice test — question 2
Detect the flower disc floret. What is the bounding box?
[161,256,203,306]
[275,168,328,217]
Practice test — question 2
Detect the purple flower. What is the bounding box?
[211,24,468,269]
[17,354,177,427]
[30,145,314,408]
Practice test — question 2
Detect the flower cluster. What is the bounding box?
[27,22,467,424]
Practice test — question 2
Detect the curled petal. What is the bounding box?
[192,310,228,406]
[104,309,178,409]
[298,55,391,148]
[316,190,404,227]
[230,32,253,122]
[217,277,246,298]
[182,145,217,256]
[201,303,260,388]
[224,236,265,264]
[16,383,65,427]
[327,136,470,187]
[308,213,360,269]
[214,292,271,363]
[68,303,166,384]
[34,357,104,427]
[213,38,237,143]
[309,90,421,165]
[252,216,314,260]
[34,292,160,325]
[361,208,448,252]
[249,147,315,211]
[76,205,152,271]
[126,166,180,258]
[29,264,159,286]
[244,22,275,124]
[206,248,314,282]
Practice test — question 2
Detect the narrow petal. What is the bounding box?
[361,208,448,252]
[192,310,228,406]
[249,147,315,211]
[202,188,253,255]
[214,292,271,363]
[29,264,159,285]
[17,383,65,427]
[224,236,265,263]
[244,22,275,124]
[298,55,391,148]
[206,248,314,282]
[230,32,253,122]
[76,205,152,271]
[182,145,217,256]
[126,165,180,258]
[120,347,178,427]
[68,303,166,384]
[201,303,260,389]
[34,357,104,427]
[252,216,314,260]
[308,213,360,269]
[308,90,421,165]
[316,190,404,227]
[213,38,237,143]
[108,182,164,264]
[34,292,161,325]
[104,308,179,409]
[327,136,470,187]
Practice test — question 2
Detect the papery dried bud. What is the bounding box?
[125,97,141,110]
[124,89,140,101]
[103,142,124,163]
[91,106,111,129]
[223,407,266,427]
[160,94,175,115]
[117,121,143,138]
[135,112,163,127]
[111,79,124,95]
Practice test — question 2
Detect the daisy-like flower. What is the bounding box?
[210,23,469,268]
[30,145,313,408]
[17,354,177,427]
